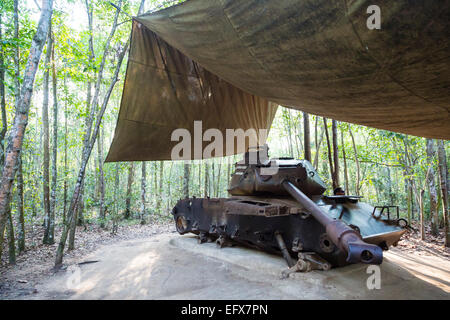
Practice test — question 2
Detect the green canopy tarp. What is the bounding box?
[106,0,450,162]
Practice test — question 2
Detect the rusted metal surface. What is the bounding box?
[172,148,406,271]
[283,181,383,264]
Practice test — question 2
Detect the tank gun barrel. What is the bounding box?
[282,180,383,265]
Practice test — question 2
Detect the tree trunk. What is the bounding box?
[340,128,349,194]
[402,136,415,222]
[402,138,411,224]
[16,155,25,253]
[42,25,52,245]
[406,180,412,224]
[49,36,58,244]
[419,190,425,240]
[437,140,449,247]
[98,126,105,226]
[54,4,127,266]
[216,162,221,197]
[140,162,146,224]
[323,118,335,188]
[198,163,202,196]
[386,166,394,204]
[183,162,190,198]
[68,200,79,251]
[159,161,163,206]
[0,11,7,167]
[313,117,324,170]
[112,163,120,235]
[348,125,360,196]
[0,11,7,258]
[303,112,311,162]
[426,139,439,236]
[227,157,231,186]
[125,162,135,219]
[167,162,173,210]
[63,77,68,224]
[13,0,25,253]
[153,162,158,211]
[77,182,85,226]
[293,111,301,157]
[331,120,339,189]
[69,180,85,251]
[6,205,16,264]
[204,162,209,197]
[211,162,215,196]
[285,109,293,157]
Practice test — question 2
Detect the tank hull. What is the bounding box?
[172,195,407,269]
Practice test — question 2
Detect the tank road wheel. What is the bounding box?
[176,215,188,234]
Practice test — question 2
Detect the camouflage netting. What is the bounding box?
[107,0,449,161]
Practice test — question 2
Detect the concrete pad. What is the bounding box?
[29,233,449,300]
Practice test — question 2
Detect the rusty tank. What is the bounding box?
[171,146,407,272]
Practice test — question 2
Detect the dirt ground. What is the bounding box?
[0,219,175,299]
[0,220,449,300]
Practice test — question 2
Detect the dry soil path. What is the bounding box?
[22,233,450,300]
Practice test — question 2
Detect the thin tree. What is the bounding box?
[437,140,449,247]
[0,9,8,259]
[284,109,293,157]
[140,161,146,224]
[303,112,311,162]
[402,136,415,221]
[426,139,439,236]
[0,0,54,250]
[16,157,25,252]
[63,77,68,223]
[323,118,336,188]
[419,189,425,239]
[112,163,120,234]
[6,205,16,264]
[98,126,105,225]
[159,160,163,204]
[75,0,96,228]
[183,162,190,198]
[49,32,58,244]
[211,162,215,195]
[14,0,24,253]
[0,9,7,165]
[42,24,53,244]
[125,162,135,219]
[216,162,221,197]
[410,162,434,241]
[348,124,360,196]
[204,161,209,197]
[340,127,349,194]
[153,162,158,210]
[331,120,339,189]
[313,117,324,170]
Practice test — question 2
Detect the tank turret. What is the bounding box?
[228,157,327,197]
